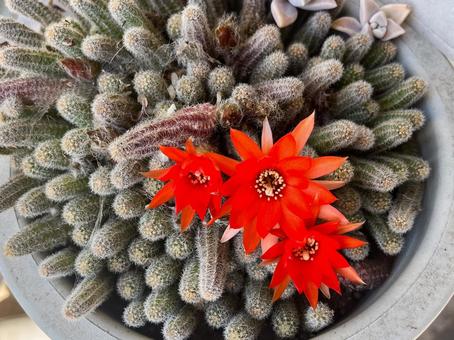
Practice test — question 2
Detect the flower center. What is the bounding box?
[187,170,210,186]
[255,169,286,201]
[292,237,319,261]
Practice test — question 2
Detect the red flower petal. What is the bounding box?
[305,156,347,179]
[272,275,291,302]
[262,242,285,260]
[142,168,171,179]
[279,157,312,173]
[206,152,239,176]
[291,112,314,154]
[159,146,187,162]
[146,182,175,208]
[180,206,195,231]
[337,266,365,285]
[243,220,261,253]
[185,138,196,154]
[256,200,281,238]
[313,180,346,190]
[270,258,289,288]
[336,222,365,235]
[311,221,340,234]
[269,134,297,160]
[282,186,311,219]
[302,181,337,204]
[334,235,367,249]
[261,117,273,154]
[230,128,263,160]
[305,281,319,309]
[319,205,349,224]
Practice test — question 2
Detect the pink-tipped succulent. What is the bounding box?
[332,0,411,41]
[271,0,339,28]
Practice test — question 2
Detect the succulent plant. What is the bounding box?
[0,0,429,339]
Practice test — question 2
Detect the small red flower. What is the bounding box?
[262,217,366,308]
[143,139,223,230]
[208,113,348,253]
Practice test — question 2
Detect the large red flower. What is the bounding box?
[143,139,222,230]
[262,217,366,308]
[208,114,348,253]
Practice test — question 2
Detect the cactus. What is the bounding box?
[245,279,273,320]
[342,231,370,262]
[287,43,308,74]
[16,186,54,218]
[309,120,358,153]
[116,268,145,301]
[75,248,104,277]
[62,194,104,226]
[90,219,137,259]
[145,254,182,290]
[377,77,428,111]
[294,12,331,54]
[351,158,399,193]
[205,294,239,329]
[362,41,397,69]
[320,35,345,60]
[45,174,89,202]
[0,17,44,48]
[224,311,263,340]
[139,206,174,241]
[34,139,70,170]
[358,189,393,214]
[63,272,114,320]
[179,256,202,305]
[303,302,334,332]
[0,174,41,213]
[272,299,300,338]
[45,19,86,58]
[343,33,373,64]
[300,59,343,98]
[166,230,195,260]
[4,217,72,256]
[128,237,162,267]
[366,212,404,256]
[71,222,95,247]
[6,0,61,26]
[56,92,93,128]
[144,285,182,323]
[163,305,198,340]
[107,250,132,274]
[113,188,148,220]
[372,118,414,152]
[39,247,78,279]
[123,298,147,328]
[333,186,361,216]
[21,155,61,180]
[388,183,424,234]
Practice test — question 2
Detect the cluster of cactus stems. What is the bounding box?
[0,0,430,339]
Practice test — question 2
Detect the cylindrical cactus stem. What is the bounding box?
[56,92,93,128]
[300,59,344,98]
[0,47,65,77]
[89,166,116,196]
[370,154,409,185]
[350,157,399,193]
[332,186,362,216]
[5,0,62,26]
[71,222,95,247]
[372,118,414,153]
[234,25,281,81]
[139,206,174,241]
[350,125,375,151]
[323,160,355,183]
[176,75,206,105]
[372,109,426,131]
[149,0,185,18]
[308,120,358,153]
[145,254,182,290]
[21,156,61,180]
[254,77,304,107]
[163,305,199,340]
[239,0,266,37]
[107,250,132,274]
[133,70,168,107]
[365,212,404,256]
[63,272,114,320]
[0,174,41,213]
[116,268,146,301]
[16,186,54,218]
[34,139,70,170]
[387,153,430,182]
[208,66,236,97]
[166,230,195,260]
[213,14,240,63]
[330,81,373,117]
[97,72,129,94]
[294,11,332,55]
[341,258,392,291]
[81,34,131,66]
[113,188,148,220]
[128,237,162,267]
[61,128,91,158]
[109,103,217,162]
[357,188,393,214]
[205,294,239,329]
[320,35,346,60]
[4,217,72,256]
[144,285,182,324]
[187,61,211,81]
[110,159,147,190]
[225,269,245,294]
[0,17,44,48]
[39,247,78,279]
[0,77,73,108]
[75,248,104,277]
[377,77,428,111]
[362,41,397,69]
[92,93,139,130]
[342,231,370,262]
[286,43,308,75]
[244,279,273,320]
[217,99,244,129]
[123,298,147,328]
[231,83,259,116]
[250,51,289,84]
[45,173,89,202]
[179,256,202,305]
[343,33,373,64]
[388,182,424,234]
[272,299,300,338]
[62,194,105,226]
[181,4,215,56]
[224,311,264,340]
[196,222,229,302]
[167,13,182,41]
[109,0,158,33]
[245,260,269,281]
[90,219,137,259]
[69,0,121,37]
[336,63,365,88]
[365,63,405,94]
[303,302,335,333]
[0,118,69,148]
[342,100,380,124]
[44,19,86,58]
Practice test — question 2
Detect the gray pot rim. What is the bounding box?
[1,1,454,339]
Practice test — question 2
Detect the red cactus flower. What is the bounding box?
[207,113,348,253]
[262,217,366,308]
[143,139,223,231]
